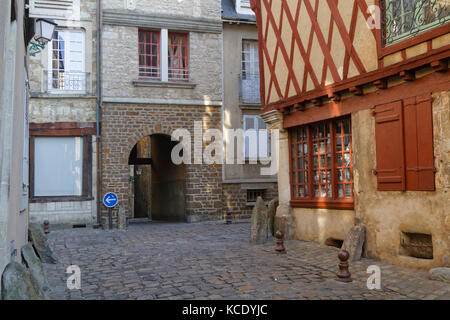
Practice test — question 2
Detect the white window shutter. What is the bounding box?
[29,0,80,20]
[257,117,269,158]
[244,115,258,160]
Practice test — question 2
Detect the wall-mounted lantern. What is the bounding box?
[29,18,57,56]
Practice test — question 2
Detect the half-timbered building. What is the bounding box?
[251,0,449,268]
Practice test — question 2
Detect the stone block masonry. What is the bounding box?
[101,103,224,221]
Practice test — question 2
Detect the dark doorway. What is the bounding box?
[128,134,186,222]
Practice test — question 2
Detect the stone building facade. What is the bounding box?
[252,0,450,269]
[0,0,34,285]
[221,0,277,220]
[28,0,99,226]
[100,0,225,223]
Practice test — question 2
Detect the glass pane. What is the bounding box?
[345,184,352,198]
[336,138,342,152]
[338,184,344,198]
[337,153,343,167]
[345,168,352,182]
[344,153,351,167]
[338,169,343,182]
[314,185,319,197]
[34,137,83,196]
[344,119,350,134]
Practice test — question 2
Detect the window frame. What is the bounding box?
[29,134,93,203]
[138,29,161,80]
[243,114,270,162]
[47,28,86,94]
[377,0,450,58]
[168,32,189,82]
[289,116,354,210]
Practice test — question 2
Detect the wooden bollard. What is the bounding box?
[336,249,353,282]
[275,231,286,254]
[43,220,50,234]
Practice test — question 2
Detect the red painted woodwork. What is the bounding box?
[374,100,405,191]
[138,30,160,80]
[403,94,436,191]
[251,0,450,114]
[289,116,354,209]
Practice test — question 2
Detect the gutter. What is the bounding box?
[95,0,102,225]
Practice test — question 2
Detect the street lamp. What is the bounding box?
[29,18,57,56]
[34,18,57,44]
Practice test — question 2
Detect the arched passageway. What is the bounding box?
[128,134,186,222]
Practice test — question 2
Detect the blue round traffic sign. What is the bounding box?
[103,192,118,208]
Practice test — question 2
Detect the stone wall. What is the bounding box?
[102,0,221,20]
[353,90,450,269]
[222,183,278,220]
[101,25,222,103]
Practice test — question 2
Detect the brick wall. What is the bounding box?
[101,103,223,221]
[222,183,278,220]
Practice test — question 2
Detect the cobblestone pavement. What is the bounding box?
[43,221,450,300]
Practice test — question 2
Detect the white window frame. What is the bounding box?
[243,115,270,162]
[47,29,86,94]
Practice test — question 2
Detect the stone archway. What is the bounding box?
[128,133,186,222]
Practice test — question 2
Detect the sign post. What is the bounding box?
[103,192,118,230]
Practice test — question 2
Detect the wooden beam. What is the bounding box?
[431,59,448,72]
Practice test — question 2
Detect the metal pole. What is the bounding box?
[109,208,112,230]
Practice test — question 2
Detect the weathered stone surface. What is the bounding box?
[342,225,366,261]
[1,262,45,300]
[21,244,51,298]
[429,268,450,283]
[268,199,278,237]
[250,197,268,244]
[274,204,296,240]
[29,226,58,264]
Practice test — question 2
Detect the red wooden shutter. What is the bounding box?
[404,94,435,191]
[374,101,405,191]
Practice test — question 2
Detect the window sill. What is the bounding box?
[30,196,94,203]
[240,103,261,110]
[132,80,196,89]
[31,92,94,99]
[290,199,354,210]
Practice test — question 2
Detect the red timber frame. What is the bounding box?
[250,0,450,119]
[168,32,189,82]
[289,116,354,210]
[138,30,161,80]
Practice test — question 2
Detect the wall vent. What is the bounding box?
[400,232,433,260]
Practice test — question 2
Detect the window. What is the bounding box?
[289,117,353,209]
[168,32,189,81]
[243,115,269,160]
[241,40,260,104]
[139,30,160,80]
[30,136,92,200]
[382,0,450,46]
[247,189,265,204]
[47,29,86,93]
[374,94,435,191]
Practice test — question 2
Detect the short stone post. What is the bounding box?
[250,197,268,244]
[275,231,286,254]
[43,220,50,234]
[118,205,127,229]
[336,250,353,282]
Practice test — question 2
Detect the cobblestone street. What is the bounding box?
[43,221,450,300]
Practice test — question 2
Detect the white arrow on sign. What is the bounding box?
[105,195,116,205]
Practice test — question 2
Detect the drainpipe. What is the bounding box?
[95,0,102,225]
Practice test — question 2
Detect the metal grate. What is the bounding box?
[382,0,450,46]
[44,70,90,93]
[247,189,265,204]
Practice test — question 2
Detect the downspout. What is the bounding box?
[95,0,102,225]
